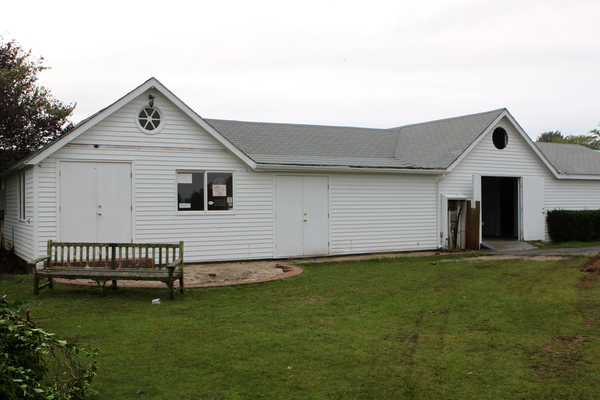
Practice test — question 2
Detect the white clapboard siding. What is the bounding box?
[330,173,439,254]
[2,168,35,260]
[34,90,275,263]
[442,119,550,195]
[545,179,600,210]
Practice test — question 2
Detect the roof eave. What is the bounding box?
[554,173,600,180]
[255,163,447,174]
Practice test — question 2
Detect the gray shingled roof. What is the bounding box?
[391,109,505,169]
[536,142,600,175]
[206,108,505,170]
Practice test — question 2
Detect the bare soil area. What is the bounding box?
[579,253,600,274]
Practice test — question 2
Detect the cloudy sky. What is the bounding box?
[2,0,599,139]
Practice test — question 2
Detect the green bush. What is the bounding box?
[0,297,98,400]
[546,209,600,243]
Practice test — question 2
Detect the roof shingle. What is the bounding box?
[536,142,600,175]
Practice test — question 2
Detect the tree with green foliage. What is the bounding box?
[536,131,563,143]
[0,297,98,399]
[537,127,600,150]
[0,38,75,172]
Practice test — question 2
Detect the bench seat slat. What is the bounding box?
[36,268,182,281]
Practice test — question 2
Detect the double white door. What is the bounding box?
[60,162,132,243]
[275,176,329,257]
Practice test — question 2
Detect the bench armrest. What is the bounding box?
[28,255,50,266]
[166,257,183,270]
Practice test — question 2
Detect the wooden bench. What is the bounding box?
[29,241,184,299]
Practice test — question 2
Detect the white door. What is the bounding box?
[303,177,329,255]
[60,162,97,242]
[60,162,132,243]
[521,176,545,241]
[275,176,304,257]
[275,176,329,257]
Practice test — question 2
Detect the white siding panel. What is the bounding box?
[2,168,35,260]
[330,173,439,254]
[443,119,550,195]
[37,158,58,258]
[545,179,600,210]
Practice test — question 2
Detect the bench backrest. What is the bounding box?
[46,241,184,270]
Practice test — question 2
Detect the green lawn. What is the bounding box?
[2,254,600,399]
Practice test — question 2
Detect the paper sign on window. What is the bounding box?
[178,173,192,184]
[212,184,227,197]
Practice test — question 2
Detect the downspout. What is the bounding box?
[436,174,447,249]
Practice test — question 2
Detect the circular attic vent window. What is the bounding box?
[137,107,164,134]
[492,127,508,150]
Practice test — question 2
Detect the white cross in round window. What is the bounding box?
[138,107,161,131]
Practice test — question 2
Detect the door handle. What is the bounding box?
[98,213,102,216]
[304,219,307,221]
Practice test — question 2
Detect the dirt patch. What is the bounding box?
[52,261,298,288]
[575,252,600,290]
[185,262,285,286]
[579,253,600,273]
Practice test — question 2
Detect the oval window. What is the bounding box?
[137,107,164,134]
[492,127,508,150]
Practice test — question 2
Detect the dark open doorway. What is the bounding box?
[481,177,519,239]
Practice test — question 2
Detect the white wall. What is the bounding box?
[545,179,600,211]
[2,167,35,260]
[30,88,443,261]
[35,89,275,263]
[330,172,439,254]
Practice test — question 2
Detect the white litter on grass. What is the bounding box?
[152,299,161,304]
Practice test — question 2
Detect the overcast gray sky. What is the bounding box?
[2,0,599,139]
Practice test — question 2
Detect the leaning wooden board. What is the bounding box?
[28,241,184,299]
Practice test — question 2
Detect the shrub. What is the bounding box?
[0,297,98,400]
[546,209,600,243]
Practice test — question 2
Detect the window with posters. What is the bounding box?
[177,171,234,212]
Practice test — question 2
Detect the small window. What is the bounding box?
[177,171,234,212]
[492,127,508,150]
[136,106,164,134]
[18,172,26,220]
[207,172,234,211]
[177,172,204,211]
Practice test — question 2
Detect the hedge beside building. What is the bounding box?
[546,209,600,243]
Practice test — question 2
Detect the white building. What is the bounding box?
[2,78,599,263]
